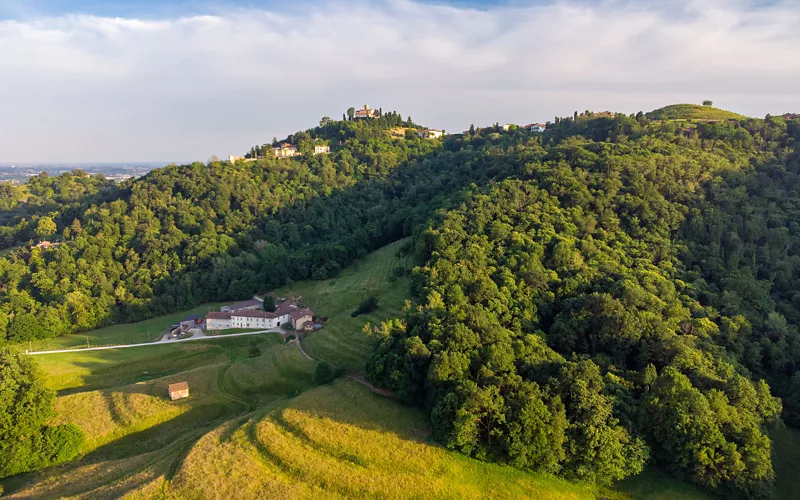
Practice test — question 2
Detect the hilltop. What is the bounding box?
[645,103,747,121]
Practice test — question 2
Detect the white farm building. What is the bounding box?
[205,300,313,331]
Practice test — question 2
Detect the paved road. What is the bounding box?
[27,328,284,355]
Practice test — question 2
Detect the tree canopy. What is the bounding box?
[0,346,84,478]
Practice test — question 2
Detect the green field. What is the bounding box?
[646,104,746,121]
[277,238,415,372]
[27,302,226,352]
[1,240,788,499]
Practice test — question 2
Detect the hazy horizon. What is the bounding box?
[2,0,799,162]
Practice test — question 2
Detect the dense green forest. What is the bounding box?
[0,172,118,249]
[3,108,800,496]
[367,112,800,498]
[0,111,496,343]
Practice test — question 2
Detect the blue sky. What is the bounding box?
[1,0,799,162]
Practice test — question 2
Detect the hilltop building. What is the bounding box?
[273,143,299,158]
[228,155,244,162]
[354,105,377,119]
[314,144,331,154]
[783,113,798,120]
[530,123,546,132]
[417,129,443,139]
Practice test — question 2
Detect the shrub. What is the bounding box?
[314,361,336,385]
[351,296,379,317]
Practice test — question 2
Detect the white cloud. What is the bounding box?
[1,0,799,162]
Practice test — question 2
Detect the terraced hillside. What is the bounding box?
[0,241,737,499]
[168,379,598,499]
[646,104,746,121]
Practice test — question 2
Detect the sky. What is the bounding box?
[1,0,800,163]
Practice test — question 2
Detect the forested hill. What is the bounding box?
[0,112,514,341]
[367,112,800,498]
[2,107,800,495]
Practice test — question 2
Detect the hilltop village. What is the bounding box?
[227,104,553,163]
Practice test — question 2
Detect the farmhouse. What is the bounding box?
[290,308,314,330]
[168,382,189,400]
[354,105,377,119]
[273,143,299,158]
[417,129,443,139]
[205,300,312,331]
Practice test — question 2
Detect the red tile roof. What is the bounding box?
[233,310,278,319]
[169,382,189,392]
[290,308,313,321]
[206,312,232,319]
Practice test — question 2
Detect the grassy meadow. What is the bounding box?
[27,302,227,352]
[1,239,792,499]
[646,104,746,121]
[168,379,599,500]
[277,238,414,372]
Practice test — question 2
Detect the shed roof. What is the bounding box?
[168,382,189,393]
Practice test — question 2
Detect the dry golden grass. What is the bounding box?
[51,364,224,452]
[168,419,333,500]
[168,380,596,500]
[5,449,163,499]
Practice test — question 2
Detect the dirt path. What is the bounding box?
[294,339,396,399]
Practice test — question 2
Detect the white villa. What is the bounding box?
[354,105,377,119]
[273,143,299,158]
[313,144,330,154]
[530,123,546,132]
[417,129,443,139]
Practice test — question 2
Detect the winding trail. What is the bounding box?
[295,338,396,399]
[27,328,283,355]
